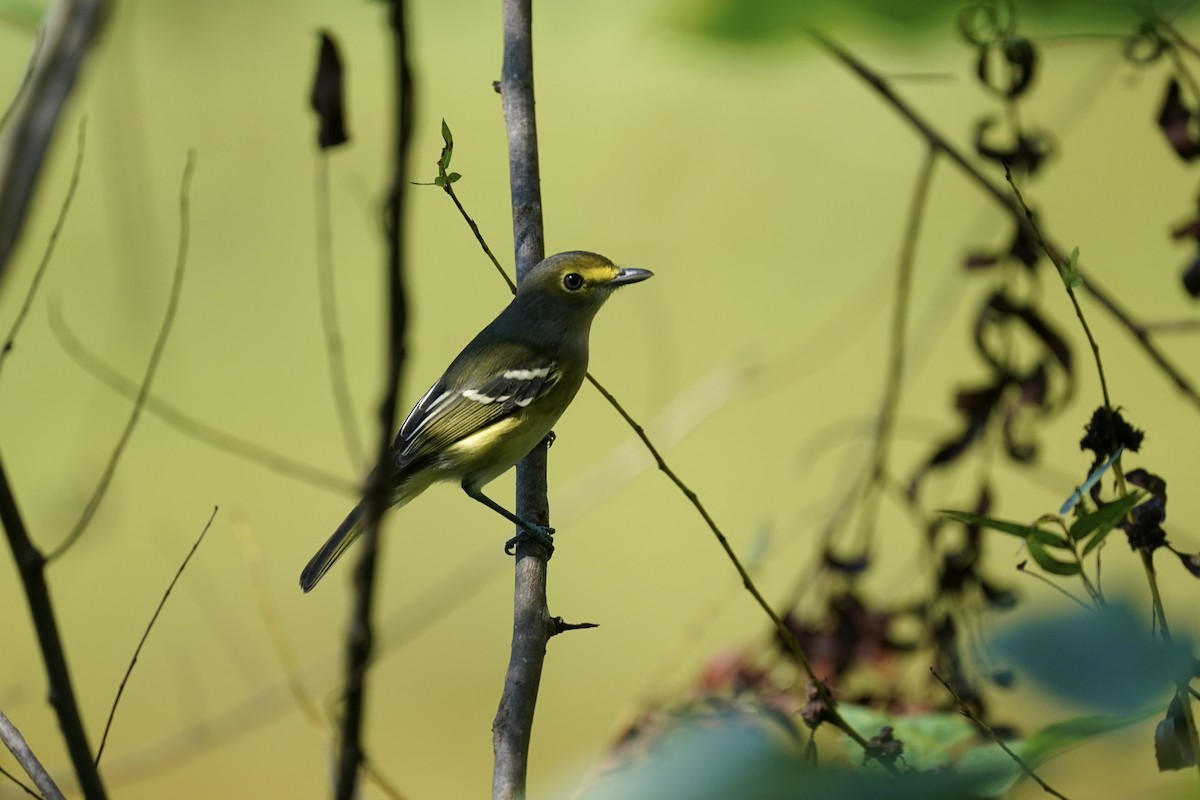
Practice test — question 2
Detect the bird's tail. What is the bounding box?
[300,473,434,592]
[299,503,365,592]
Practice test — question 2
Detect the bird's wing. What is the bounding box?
[394,359,562,467]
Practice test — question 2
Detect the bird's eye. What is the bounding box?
[562,273,585,291]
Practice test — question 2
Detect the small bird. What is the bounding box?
[300,251,652,592]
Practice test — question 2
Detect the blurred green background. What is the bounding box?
[2,1,1199,797]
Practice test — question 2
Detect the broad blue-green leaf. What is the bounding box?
[578,715,1003,800]
[989,602,1191,714]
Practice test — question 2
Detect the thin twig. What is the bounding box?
[333,1,412,796]
[443,183,516,293]
[94,506,218,765]
[581,375,884,760]
[854,147,938,554]
[0,762,44,800]
[1140,318,1200,334]
[492,2,555,798]
[0,117,84,381]
[0,0,108,289]
[1003,168,1112,413]
[0,706,64,800]
[805,26,1200,413]
[931,667,1071,800]
[314,154,365,469]
[48,150,197,562]
[0,447,106,798]
[0,29,43,134]
[48,307,356,494]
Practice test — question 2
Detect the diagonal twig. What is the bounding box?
[47,150,197,562]
[94,506,218,765]
[932,667,1070,800]
[48,307,356,493]
[0,117,85,381]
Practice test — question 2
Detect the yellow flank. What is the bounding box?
[441,416,534,487]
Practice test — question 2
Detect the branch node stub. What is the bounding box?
[550,617,600,637]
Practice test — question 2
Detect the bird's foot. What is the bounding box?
[540,430,557,450]
[504,523,555,557]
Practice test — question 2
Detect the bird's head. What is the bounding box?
[516,251,653,319]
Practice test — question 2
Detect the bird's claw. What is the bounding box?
[504,524,555,557]
[540,430,557,450]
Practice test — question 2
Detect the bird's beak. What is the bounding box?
[610,267,654,286]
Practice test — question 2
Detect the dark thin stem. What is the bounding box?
[1003,168,1112,412]
[94,506,218,765]
[931,668,1070,800]
[0,706,64,800]
[0,118,85,381]
[444,184,516,294]
[1003,167,1132,502]
[855,147,938,553]
[0,448,107,798]
[333,0,411,797]
[48,307,356,494]
[47,151,196,562]
[582,375,886,763]
[805,26,1200,413]
[0,0,108,289]
[0,762,44,800]
[492,2,552,798]
[314,154,365,469]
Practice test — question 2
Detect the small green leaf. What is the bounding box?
[1069,491,1143,541]
[1027,537,1080,575]
[438,119,455,172]
[941,511,1069,549]
[1082,521,1119,557]
[446,172,461,184]
[1057,246,1083,289]
[433,176,445,187]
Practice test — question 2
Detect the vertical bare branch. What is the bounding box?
[0,449,107,799]
[493,1,553,798]
[0,0,108,289]
[333,1,412,797]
